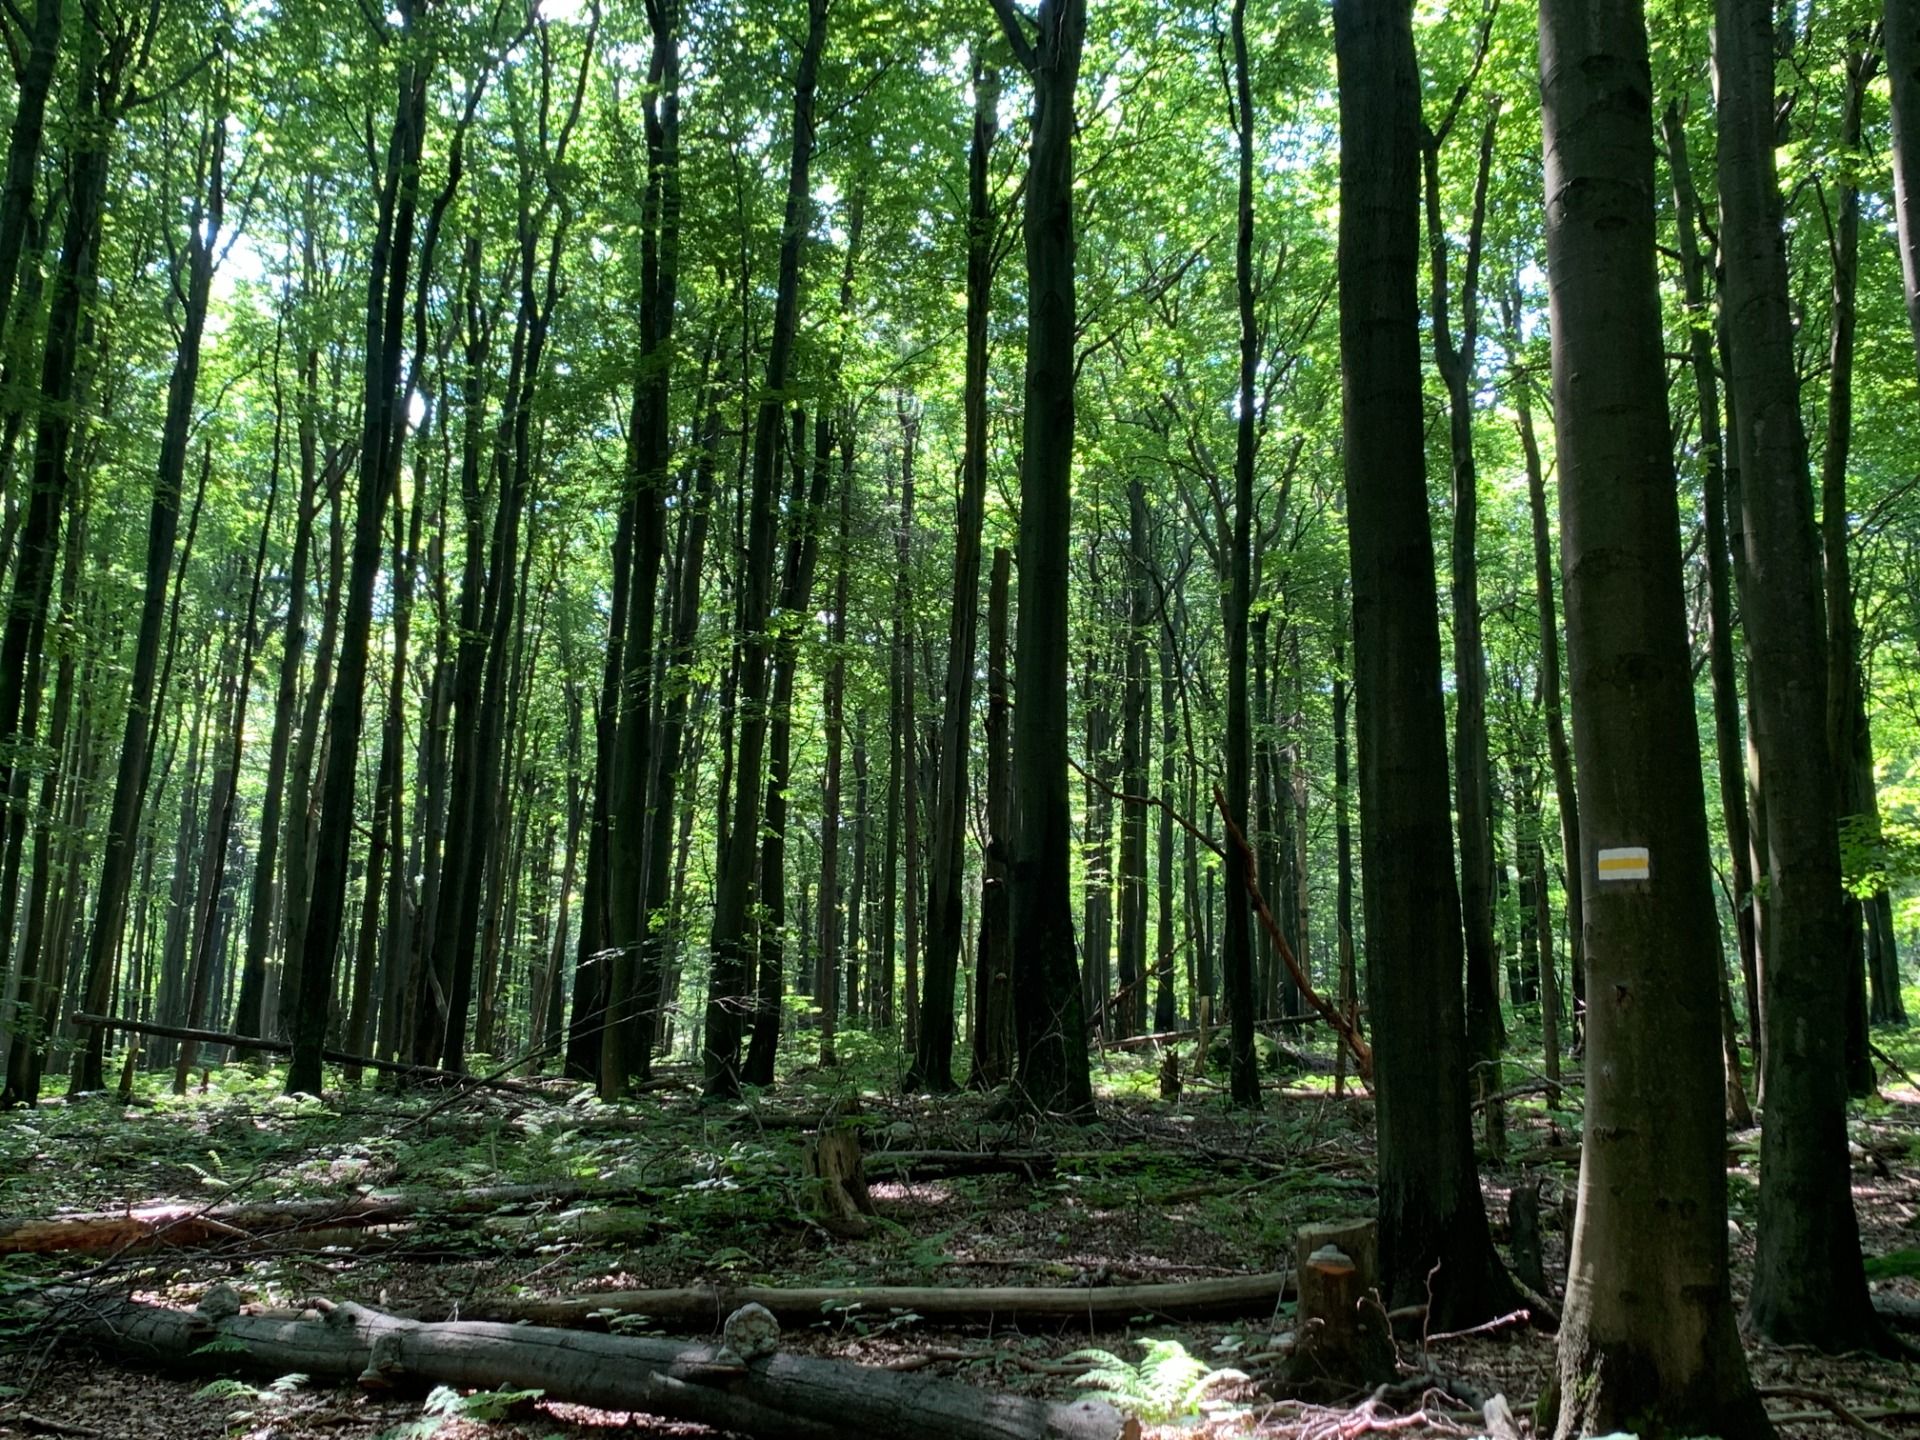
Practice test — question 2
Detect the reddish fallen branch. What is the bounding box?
[457,1270,1293,1329]
[52,1290,1136,1440]
[66,1013,547,1096]
[1214,788,1374,1083]
[1108,1015,1326,1051]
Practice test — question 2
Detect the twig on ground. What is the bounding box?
[1760,1385,1901,1440]
[9,1414,104,1438]
[1422,1307,1530,1344]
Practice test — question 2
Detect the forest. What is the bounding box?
[1,0,1919,1434]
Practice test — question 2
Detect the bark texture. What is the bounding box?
[1332,0,1513,1327]
[1538,1,1770,1429]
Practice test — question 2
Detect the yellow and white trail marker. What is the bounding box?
[1596,846,1650,882]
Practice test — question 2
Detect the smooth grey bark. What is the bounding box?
[1540,1,1769,1428]
[1891,0,1920,378]
[1716,0,1888,1353]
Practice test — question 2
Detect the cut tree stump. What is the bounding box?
[458,1271,1294,1330]
[803,1124,876,1237]
[1281,1218,1395,1399]
[1507,1183,1546,1294]
[47,1289,1136,1440]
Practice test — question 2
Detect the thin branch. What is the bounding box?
[1214,784,1374,1082]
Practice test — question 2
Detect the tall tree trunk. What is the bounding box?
[1331,587,1356,1098]
[0,0,63,351]
[73,78,221,1082]
[1425,110,1503,1144]
[1114,474,1151,1041]
[1818,46,1899,1050]
[1890,0,1920,380]
[11,24,109,1088]
[232,324,323,1043]
[1153,573,1178,1035]
[279,475,345,1039]
[1333,0,1514,1326]
[175,374,280,1091]
[914,60,999,1092]
[0,493,81,1105]
[703,0,827,1099]
[416,240,493,1069]
[1716,0,1889,1353]
[1219,0,1260,1105]
[288,4,431,1094]
[634,358,719,1072]
[602,0,681,1096]
[970,548,1015,1088]
[564,501,629,1079]
[742,406,839,1086]
[897,400,921,1044]
[1538,0,1769,1426]
[988,0,1091,1115]
[815,442,853,1070]
[745,191,861,1088]
[1662,102,1761,1073]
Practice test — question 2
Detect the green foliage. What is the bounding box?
[1068,1338,1245,1423]
[379,1385,546,1439]
[1863,1248,1920,1279]
[196,1372,309,1432]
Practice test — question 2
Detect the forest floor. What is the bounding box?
[2,1021,1919,1440]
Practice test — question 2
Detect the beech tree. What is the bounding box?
[991,0,1093,1117]
[1332,0,1514,1327]
[1716,0,1888,1353]
[1539,0,1769,1427]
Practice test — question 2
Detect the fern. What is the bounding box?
[194,1379,258,1402]
[379,1384,547,1438]
[1069,1338,1245,1422]
[189,1337,252,1358]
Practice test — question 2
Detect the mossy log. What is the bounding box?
[53,1291,1136,1440]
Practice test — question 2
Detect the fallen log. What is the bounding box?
[1109,1015,1325,1052]
[0,1179,679,1257]
[864,1150,1058,1179]
[65,1013,547,1096]
[51,1290,1135,1440]
[457,1270,1293,1330]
